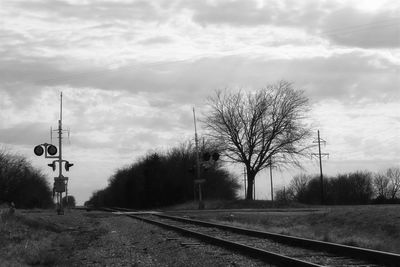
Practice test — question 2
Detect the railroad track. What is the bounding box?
[104,208,400,266]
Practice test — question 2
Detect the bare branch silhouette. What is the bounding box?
[203,81,312,200]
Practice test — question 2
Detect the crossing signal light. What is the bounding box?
[202,152,211,161]
[202,151,220,161]
[212,152,220,161]
[47,145,58,156]
[48,161,56,171]
[34,145,44,156]
[65,161,74,171]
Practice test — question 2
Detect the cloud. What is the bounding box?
[321,7,400,48]
[186,0,325,27]
[0,122,50,146]
[1,87,193,156]
[1,0,399,204]
[10,0,168,22]
[2,51,397,175]
[138,36,174,45]
[1,51,398,111]
[184,0,400,48]
[310,100,400,162]
[190,0,275,26]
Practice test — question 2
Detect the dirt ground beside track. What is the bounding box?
[3,205,398,266]
[0,209,269,266]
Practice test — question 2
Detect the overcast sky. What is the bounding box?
[1,0,399,204]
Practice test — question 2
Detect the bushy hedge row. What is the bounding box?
[0,149,53,209]
[62,195,76,208]
[86,142,239,209]
[277,168,400,205]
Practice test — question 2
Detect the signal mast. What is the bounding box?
[34,92,73,215]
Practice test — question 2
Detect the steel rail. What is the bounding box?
[128,213,322,267]
[156,213,400,267]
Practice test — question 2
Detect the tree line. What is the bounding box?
[86,142,239,209]
[0,149,53,208]
[276,168,400,205]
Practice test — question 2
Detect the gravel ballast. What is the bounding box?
[2,209,270,266]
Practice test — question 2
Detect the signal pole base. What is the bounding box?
[56,206,64,215]
[198,201,205,210]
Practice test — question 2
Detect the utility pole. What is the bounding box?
[193,107,204,209]
[53,92,71,215]
[311,130,329,205]
[269,158,276,203]
[243,167,247,199]
[58,93,64,212]
[253,177,256,200]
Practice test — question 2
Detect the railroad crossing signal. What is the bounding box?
[33,92,73,215]
[54,175,68,193]
[48,161,57,171]
[47,144,58,156]
[202,152,211,161]
[212,152,219,161]
[45,160,74,172]
[202,152,220,162]
[34,145,44,156]
[34,143,58,157]
[65,161,74,171]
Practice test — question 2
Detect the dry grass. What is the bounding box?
[3,203,399,265]
[188,204,400,254]
[1,209,267,266]
[0,210,73,266]
[163,199,306,211]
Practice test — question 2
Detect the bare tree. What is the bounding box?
[373,167,400,200]
[289,174,311,201]
[387,167,400,199]
[204,81,311,200]
[373,172,390,199]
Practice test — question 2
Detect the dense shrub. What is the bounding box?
[325,172,373,205]
[275,186,293,203]
[0,149,53,209]
[285,171,374,205]
[62,195,76,208]
[87,142,240,209]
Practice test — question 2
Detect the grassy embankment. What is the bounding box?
[2,201,399,265]
[0,209,75,266]
[167,200,400,254]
